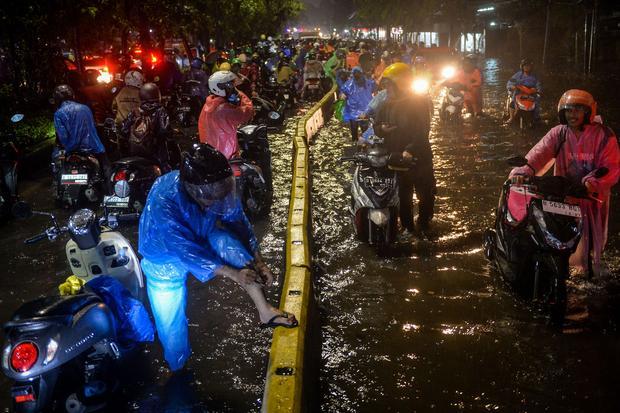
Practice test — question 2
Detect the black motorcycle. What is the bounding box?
[3,203,146,412]
[231,124,273,220]
[340,134,413,252]
[483,156,608,324]
[251,96,284,130]
[172,80,204,127]
[53,150,105,209]
[101,119,164,215]
[0,113,22,220]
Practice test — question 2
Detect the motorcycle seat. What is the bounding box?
[113,156,157,168]
[10,294,102,322]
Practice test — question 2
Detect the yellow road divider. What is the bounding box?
[262,86,338,413]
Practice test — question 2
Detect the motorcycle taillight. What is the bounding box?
[114,170,127,181]
[10,342,38,372]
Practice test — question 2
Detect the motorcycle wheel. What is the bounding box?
[540,255,568,326]
[483,229,496,260]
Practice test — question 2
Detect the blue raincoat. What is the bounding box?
[139,171,257,370]
[53,101,105,154]
[506,71,542,118]
[339,67,376,123]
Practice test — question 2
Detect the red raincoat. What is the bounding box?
[510,123,620,274]
[198,92,254,159]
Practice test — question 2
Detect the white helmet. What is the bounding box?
[208,70,237,97]
[124,70,144,88]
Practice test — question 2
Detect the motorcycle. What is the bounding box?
[439,81,465,122]
[3,202,148,412]
[53,150,105,209]
[172,80,204,127]
[231,124,273,220]
[505,84,539,130]
[0,114,23,221]
[483,156,608,325]
[302,75,324,101]
[251,96,284,130]
[340,133,413,252]
[101,119,163,215]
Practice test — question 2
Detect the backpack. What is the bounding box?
[129,113,155,148]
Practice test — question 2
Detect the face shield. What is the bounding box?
[184,175,238,215]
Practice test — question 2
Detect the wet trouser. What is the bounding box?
[142,260,190,372]
[349,120,369,142]
[398,168,436,230]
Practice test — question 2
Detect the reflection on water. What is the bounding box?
[314,59,620,412]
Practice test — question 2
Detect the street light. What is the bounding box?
[490,21,497,27]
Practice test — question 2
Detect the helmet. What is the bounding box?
[53,84,75,104]
[180,144,237,214]
[381,62,412,91]
[238,53,248,63]
[230,58,241,67]
[557,89,597,124]
[190,58,204,69]
[219,62,231,71]
[520,58,533,70]
[208,70,237,97]
[124,70,144,88]
[139,83,161,103]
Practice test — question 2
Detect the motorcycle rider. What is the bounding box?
[372,51,390,84]
[339,66,376,142]
[454,55,483,116]
[198,71,254,159]
[510,90,620,277]
[238,54,260,97]
[506,58,542,124]
[185,58,209,101]
[373,63,435,232]
[112,70,144,125]
[324,49,347,87]
[139,144,297,371]
[301,51,324,100]
[121,83,172,171]
[52,84,112,192]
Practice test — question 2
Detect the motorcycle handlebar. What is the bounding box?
[24,232,48,245]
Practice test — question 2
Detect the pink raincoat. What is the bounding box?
[198,92,254,159]
[510,123,620,274]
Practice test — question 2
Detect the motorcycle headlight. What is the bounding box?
[368,154,389,168]
[411,78,430,95]
[441,65,456,79]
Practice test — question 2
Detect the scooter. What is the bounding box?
[341,134,413,252]
[251,96,283,131]
[483,156,608,325]
[505,84,539,130]
[101,119,163,215]
[53,150,105,209]
[173,80,204,127]
[439,81,465,122]
[0,113,23,221]
[230,124,273,220]
[3,203,148,412]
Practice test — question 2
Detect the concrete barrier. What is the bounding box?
[261,86,338,413]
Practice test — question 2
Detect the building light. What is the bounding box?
[477,6,495,13]
[490,21,497,27]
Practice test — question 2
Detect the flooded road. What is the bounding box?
[0,114,302,411]
[314,59,620,412]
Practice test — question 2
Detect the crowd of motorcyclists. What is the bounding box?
[3,33,618,389]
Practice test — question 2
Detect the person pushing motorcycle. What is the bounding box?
[510,89,620,277]
[373,63,435,232]
[139,144,297,371]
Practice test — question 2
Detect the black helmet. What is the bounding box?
[53,84,75,104]
[139,82,161,103]
[190,58,204,70]
[520,58,533,70]
[180,144,236,212]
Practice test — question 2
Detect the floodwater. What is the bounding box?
[313,59,620,412]
[0,113,303,411]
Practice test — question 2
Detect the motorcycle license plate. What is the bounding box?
[179,106,191,112]
[61,173,88,185]
[542,200,581,218]
[103,195,130,209]
[308,84,319,89]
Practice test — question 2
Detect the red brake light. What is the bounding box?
[114,170,127,181]
[151,53,158,64]
[11,342,38,372]
[15,394,35,403]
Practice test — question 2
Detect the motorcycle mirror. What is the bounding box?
[11,201,32,219]
[268,111,281,120]
[10,114,24,123]
[505,156,528,167]
[594,167,609,179]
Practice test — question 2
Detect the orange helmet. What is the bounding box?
[381,62,412,91]
[557,89,597,124]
